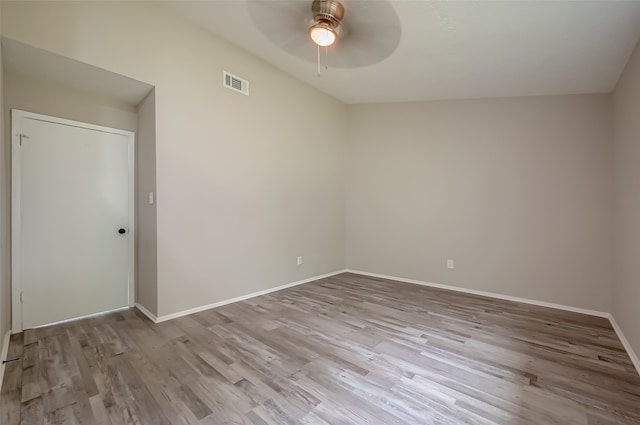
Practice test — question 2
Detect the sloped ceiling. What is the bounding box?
[168,1,640,104]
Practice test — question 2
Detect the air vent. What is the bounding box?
[223,71,249,96]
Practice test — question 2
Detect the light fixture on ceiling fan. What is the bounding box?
[308,0,345,48]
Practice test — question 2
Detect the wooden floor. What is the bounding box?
[1,273,639,425]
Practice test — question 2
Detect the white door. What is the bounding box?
[12,110,135,331]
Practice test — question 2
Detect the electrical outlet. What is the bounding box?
[447,259,454,269]
[297,256,303,266]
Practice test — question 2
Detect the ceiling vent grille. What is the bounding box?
[223,71,249,96]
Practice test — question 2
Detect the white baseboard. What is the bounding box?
[607,315,640,377]
[0,330,12,392]
[135,303,158,323]
[345,270,610,318]
[139,269,348,324]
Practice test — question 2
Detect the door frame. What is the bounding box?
[11,109,136,333]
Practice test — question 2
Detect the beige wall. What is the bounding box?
[346,95,614,312]
[136,89,157,315]
[613,41,640,358]
[0,6,9,343]
[1,1,347,317]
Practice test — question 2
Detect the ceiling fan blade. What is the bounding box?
[280,36,318,64]
[247,1,309,46]
[334,23,401,67]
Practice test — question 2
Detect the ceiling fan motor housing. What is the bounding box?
[311,0,345,38]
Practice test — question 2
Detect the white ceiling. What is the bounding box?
[165,0,640,104]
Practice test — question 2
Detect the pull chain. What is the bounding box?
[325,46,329,70]
[317,45,330,77]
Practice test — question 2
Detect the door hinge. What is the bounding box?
[17,134,30,146]
[20,291,23,303]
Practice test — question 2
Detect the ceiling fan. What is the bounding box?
[247,0,402,70]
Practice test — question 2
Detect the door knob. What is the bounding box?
[118,228,126,234]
